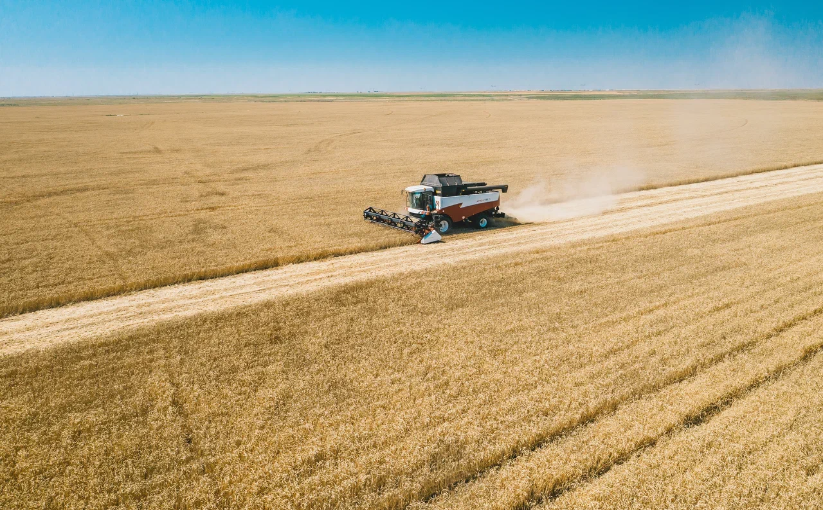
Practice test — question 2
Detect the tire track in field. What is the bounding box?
[533,310,823,510]
[305,111,447,155]
[409,275,823,510]
[3,163,823,356]
[53,210,129,286]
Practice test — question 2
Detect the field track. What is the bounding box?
[3,163,823,356]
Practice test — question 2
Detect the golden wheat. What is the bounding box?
[3,97,823,315]
[543,350,823,509]
[3,191,823,508]
[420,291,823,509]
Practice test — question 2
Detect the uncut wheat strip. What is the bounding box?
[2,164,823,355]
[418,300,823,510]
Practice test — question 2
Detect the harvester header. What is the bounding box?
[363,173,508,244]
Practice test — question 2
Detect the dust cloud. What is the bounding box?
[504,167,645,223]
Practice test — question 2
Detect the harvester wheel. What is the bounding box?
[474,213,490,229]
[436,216,453,234]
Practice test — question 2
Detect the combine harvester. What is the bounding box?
[364,174,508,244]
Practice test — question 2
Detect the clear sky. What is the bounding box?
[2,1,823,96]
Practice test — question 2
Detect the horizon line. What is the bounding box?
[5,88,823,100]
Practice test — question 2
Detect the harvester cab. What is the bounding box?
[364,173,508,244]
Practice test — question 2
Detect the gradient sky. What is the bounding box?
[2,1,823,96]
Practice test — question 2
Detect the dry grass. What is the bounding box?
[4,98,823,315]
[3,191,823,508]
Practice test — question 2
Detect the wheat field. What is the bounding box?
[543,352,823,509]
[4,96,823,316]
[3,186,823,508]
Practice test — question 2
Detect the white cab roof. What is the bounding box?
[404,185,434,192]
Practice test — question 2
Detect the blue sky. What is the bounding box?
[2,1,823,95]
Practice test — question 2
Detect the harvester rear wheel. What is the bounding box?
[473,213,490,229]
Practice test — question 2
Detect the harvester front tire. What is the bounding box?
[437,217,453,234]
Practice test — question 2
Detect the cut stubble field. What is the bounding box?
[4,97,823,315]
